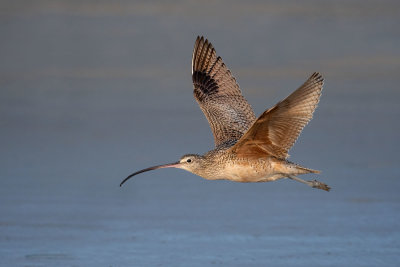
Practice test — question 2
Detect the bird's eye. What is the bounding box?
[186,159,192,163]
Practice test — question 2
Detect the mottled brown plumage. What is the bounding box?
[192,36,256,147]
[230,72,323,159]
[120,36,330,191]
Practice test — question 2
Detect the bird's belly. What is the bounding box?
[222,161,283,183]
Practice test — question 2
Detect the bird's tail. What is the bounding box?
[296,165,320,174]
[286,163,320,175]
[275,160,320,176]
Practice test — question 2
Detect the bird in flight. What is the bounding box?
[120,36,329,191]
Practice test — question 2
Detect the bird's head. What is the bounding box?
[176,154,205,173]
[120,154,205,187]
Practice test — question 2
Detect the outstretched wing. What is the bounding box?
[192,36,256,147]
[229,72,324,159]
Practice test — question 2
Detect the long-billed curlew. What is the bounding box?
[120,36,330,191]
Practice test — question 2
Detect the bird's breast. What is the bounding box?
[218,158,281,183]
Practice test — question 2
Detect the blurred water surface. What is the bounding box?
[1,1,399,266]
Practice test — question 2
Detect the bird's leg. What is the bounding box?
[287,175,330,191]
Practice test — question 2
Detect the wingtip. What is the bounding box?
[310,72,324,83]
[195,35,205,44]
[195,35,211,47]
[192,35,216,75]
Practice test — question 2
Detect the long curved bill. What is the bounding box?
[120,162,181,187]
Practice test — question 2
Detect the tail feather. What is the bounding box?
[294,164,320,175]
[275,159,321,176]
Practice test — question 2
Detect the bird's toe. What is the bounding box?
[309,179,330,192]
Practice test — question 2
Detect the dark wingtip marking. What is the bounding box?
[193,71,219,101]
[311,72,324,83]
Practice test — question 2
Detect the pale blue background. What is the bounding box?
[1,1,399,266]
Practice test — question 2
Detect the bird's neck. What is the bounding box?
[195,149,230,180]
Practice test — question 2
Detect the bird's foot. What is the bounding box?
[308,179,330,191]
